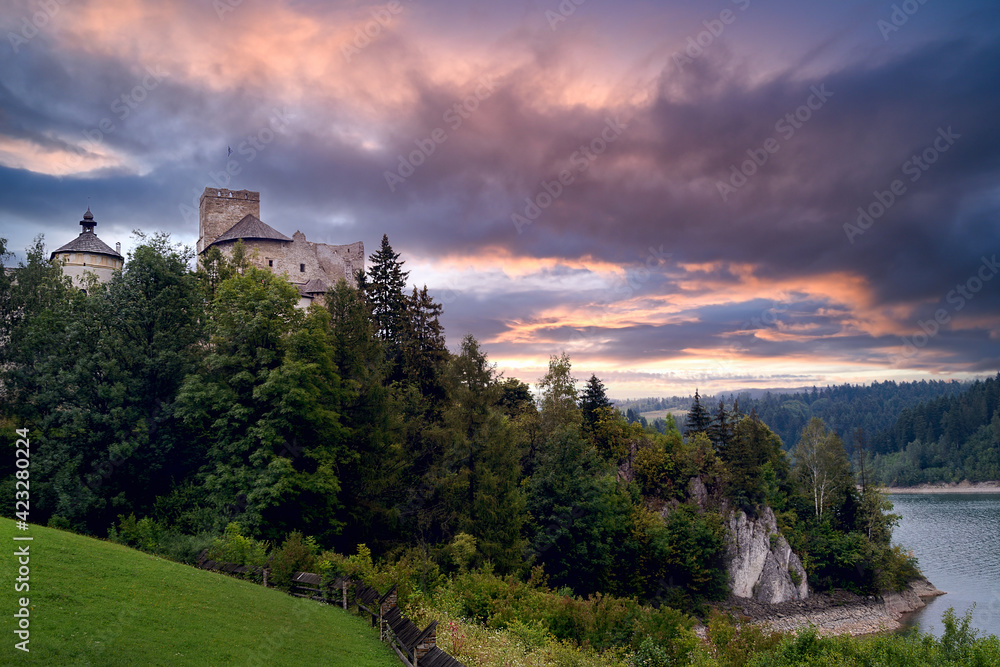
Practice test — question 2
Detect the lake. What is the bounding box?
[891,493,1000,637]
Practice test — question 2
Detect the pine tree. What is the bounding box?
[580,374,614,433]
[686,389,710,435]
[708,399,733,452]
[400,285,448,400]
[366,234,409,347]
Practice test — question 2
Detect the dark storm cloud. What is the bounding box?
[1,0,998,389]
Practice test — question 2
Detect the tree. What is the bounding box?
[580,374,614,433]
[175,267,348,542]
[399,285,448,400]
[366,235,409,348]
[686,389,710,435]
[725,415,789,513]
[527,424,630,595]
[537,352,581,436]
[4,234,205,532]
[793,418,852,519]
[708,399,733,453]
[440,335,526,571]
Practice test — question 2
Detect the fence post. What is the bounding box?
[342,580,348,610]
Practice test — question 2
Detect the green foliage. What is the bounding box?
[705,611,783,667]
[427,567,696,657]
[744,608,1000,666]
[527,424,632,596]
[108,513,217,565]
[724,416,790,514]
[448,532,478,572]
[686,389,711,434]
[580,374,614,434]
[793,418,853,519]
[538,352,582,435]
[269,531,320,588]
[207,522,270,574]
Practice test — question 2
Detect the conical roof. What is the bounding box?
[50,209,122,259]
[211,214,292,245]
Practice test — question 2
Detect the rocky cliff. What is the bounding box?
[726,506,809,603]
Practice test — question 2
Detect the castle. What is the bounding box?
[196,187,363,306]
[50,208,124,290]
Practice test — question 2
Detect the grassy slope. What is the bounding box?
[1,522,399,666]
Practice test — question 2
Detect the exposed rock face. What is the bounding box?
[733,578,947,636]
[726,507,808,603]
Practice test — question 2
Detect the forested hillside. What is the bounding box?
[723,381,969,450]
[869,375,1000,485]
[0,233,925,662]
[623,381,968,449]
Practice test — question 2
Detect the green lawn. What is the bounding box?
[0,521,399,666]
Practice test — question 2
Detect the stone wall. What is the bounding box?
[197,188,260,253]
[197,186,363,289]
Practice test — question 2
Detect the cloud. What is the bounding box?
[1,0,998,394]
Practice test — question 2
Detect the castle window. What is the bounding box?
[300,263,305,273]
[268,259,273,267]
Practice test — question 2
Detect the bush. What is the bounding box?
[269,531,319,589]
[47,515,71,530]
[206,522,270,577]
[109,513,163,552]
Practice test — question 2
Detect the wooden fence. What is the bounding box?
[195,553,464,667]
[352,582,465,667]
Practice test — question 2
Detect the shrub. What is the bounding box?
[206,522,270,577]
[269,531,319,589]
[109,513,163,552]
[47,515,71,530]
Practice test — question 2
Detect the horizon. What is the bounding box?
[2,0,999,397]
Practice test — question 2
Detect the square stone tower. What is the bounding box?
[197,188,260,253]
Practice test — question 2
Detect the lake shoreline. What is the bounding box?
[882,481,1000,494]
[715,578,946,637]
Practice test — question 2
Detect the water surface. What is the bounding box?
[891,493,1000,637]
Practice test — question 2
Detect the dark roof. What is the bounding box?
[210,214,292,246]
[298,279,328,295]
[51,230,122,259]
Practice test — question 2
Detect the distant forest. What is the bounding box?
[619,380,969,448]
[869,375,1000,485]
[620,377,1000,486]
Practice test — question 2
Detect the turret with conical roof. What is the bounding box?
[51,207,124,289]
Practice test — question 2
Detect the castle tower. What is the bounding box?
[50,208,124,289]
[197,187,260,253]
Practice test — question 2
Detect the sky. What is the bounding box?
[1,0,999,399]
